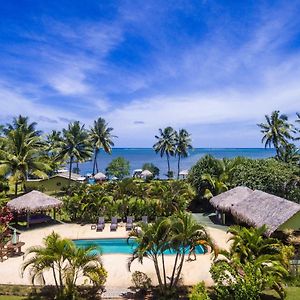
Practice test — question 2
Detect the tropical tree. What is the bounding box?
[142,163,160,178]
[258,111,294,155]
[105,157,130,179]
[90,118,116,175]
[21,232,107,299]
[275,143,300,165]
[175,129,192,179]
[210,225,292,300]
[153,127,176,178]
[56,121,92,186]
[3,115,41,136]
[0,127,49,195]
[128,213,215,297]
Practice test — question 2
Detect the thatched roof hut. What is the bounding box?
[7,190,63,213]
[210,186,253,212]
[94,172,107,181]
[141,170,153,178]
[232,190,300,236]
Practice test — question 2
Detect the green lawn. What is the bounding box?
[262,287,300,300]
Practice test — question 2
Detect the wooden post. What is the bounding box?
[53,208,56,221]
[26,211,30,228]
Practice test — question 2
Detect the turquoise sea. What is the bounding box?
[80,148,275,178]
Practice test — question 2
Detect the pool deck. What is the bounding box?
[0,222,231,291]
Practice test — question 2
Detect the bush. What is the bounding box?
[131,271,152,293]
[189,281,211,300]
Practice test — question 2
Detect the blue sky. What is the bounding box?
[1,0,300,147]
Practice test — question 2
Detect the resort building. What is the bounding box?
[25,172,85,193]
[210,186,300,236]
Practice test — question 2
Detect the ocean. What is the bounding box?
[79,148,276,177]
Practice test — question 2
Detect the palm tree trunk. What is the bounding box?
[52,266,60,293]
[68,156,73,188]
[166,152,170,174]
[177,154,181,179]
[15,182,18,196]
[161,253,167,288]
[170,252,180,288]
[153,255,163,293]
[92,149,98,175]
[174,252,186,287]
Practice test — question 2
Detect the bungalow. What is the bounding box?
[25,172,85,193]
[210,186,300,236]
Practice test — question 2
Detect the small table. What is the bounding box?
[7,242,25,256]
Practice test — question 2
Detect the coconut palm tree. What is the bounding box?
[0,129,49,195]
[90,118,116,175]
[258,111,294,155]
[175,129,192,179]
[56,121,92,186]
[21,232,106,299]
[45,130,63,175]
[4,115,41,136]
[153,127,176,178]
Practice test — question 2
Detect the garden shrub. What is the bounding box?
[131,271,152,293]
[189,281,210,300]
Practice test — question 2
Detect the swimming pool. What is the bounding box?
[73,238,205,255]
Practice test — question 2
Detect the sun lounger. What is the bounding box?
[110,217,118,231]
[126,216,134,231]
[96,217,105,232]
[142,216,148,224]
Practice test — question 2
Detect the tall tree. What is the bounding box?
[0,117,49,195]
[258,111,293,155]
[21,232,107,299]
[56,121,92,186]
[4,115,41,136]
[153,127,176,178]
[90,118,116,175]
[175,129,192,179]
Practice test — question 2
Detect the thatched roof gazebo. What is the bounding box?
[7,190,63,228]
[94,172,107,181]
[232,190,300,236]
[140,170,153,178]
[210,186,253,212]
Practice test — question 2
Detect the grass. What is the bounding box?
[261,287,300,300]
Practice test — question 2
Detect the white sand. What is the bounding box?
[0,223,230,288]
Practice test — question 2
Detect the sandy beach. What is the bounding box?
[0,223,230,288]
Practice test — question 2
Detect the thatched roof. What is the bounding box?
[210,186,253,212]
[94,172,107,180]
[179,169,189,176]
[232,190,300,236]
[141,170,152,177]
[7,190,63,213]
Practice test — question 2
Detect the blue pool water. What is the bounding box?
[73,238,205,255]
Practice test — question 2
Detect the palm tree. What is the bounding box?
[175,129,192,179]
[0,129,49,195]
[56,121,92,186]
[21,232,106,298]
[128,214,215,296]
[128,217,172,294]
[153,127,176,178]
[4,115,41,136]
[90,118,116,175]
[45,130,63,175]
[258,111,294,155]
[212,225,290,299]
[168,212,215,288]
